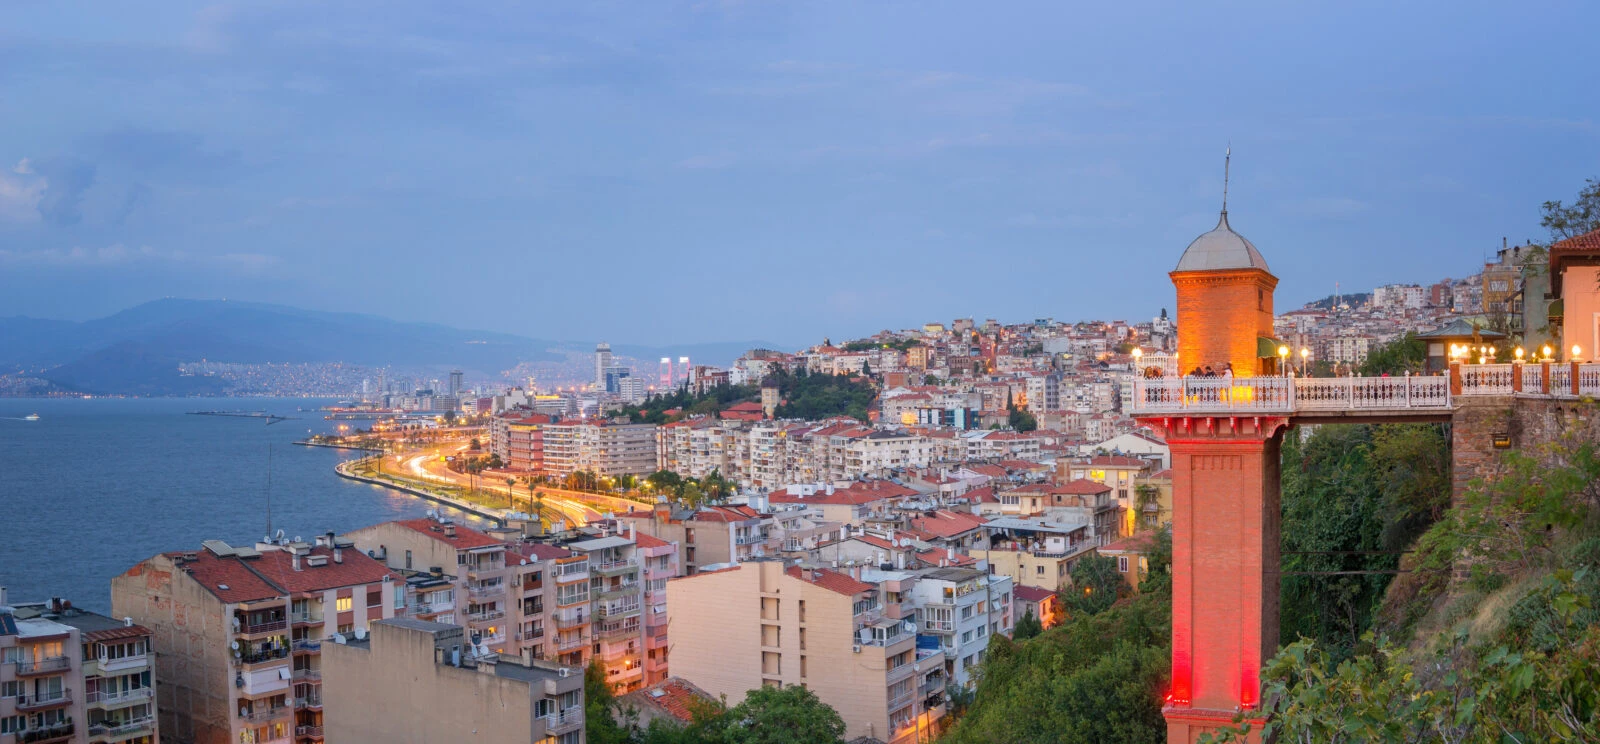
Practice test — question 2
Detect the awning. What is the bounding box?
[1256,337,1286,358]
[1548,298,1564,322]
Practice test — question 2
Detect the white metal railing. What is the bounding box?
[1295,375,1451,411]
[1521,364,1544,392]
[1579,364,1600,395]
[1550,365,1572,392]
[1129,377,1296,413]
[87,687,153,706]
[1461,364,1515,395]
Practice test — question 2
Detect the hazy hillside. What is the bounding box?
[0,299,775,395]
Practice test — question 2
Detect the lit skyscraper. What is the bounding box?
[595,343,613,389]
[448,370,464,397]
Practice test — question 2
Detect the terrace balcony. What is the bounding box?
[466,582,506,602]
[295,725,325,740]
[239,706,292,724]
[88,717,154,740]
[85,686,154,708]
[591,559,637,577]
[236,617,289,637]
[14,720,74,744]
[16,689,72,711]
[13,656,70,676]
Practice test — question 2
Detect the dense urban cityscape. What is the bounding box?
[5,3,1600,744]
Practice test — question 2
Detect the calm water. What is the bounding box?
[0,397,487,613]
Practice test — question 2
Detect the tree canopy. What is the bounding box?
[1540,176,1600,240]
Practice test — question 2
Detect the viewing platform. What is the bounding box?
[1129,362,1600,417]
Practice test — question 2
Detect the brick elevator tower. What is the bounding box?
[1147,195,1285,743]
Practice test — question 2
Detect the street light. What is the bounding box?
[1574,345,1585,361]
[1299,347,1310,376]
[1278,345,1290,377]
[1543,345,1554,361]
[1515,347,1525,361]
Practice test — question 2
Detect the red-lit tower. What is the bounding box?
[1144,167,1285,743]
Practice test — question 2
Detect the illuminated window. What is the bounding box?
[336,597,352,612]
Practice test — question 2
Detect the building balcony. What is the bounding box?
[592,559,636,576]
[467,609,506,624]
[541,706,584,733]
[86,686,154,708]
[16,689,72,711]
[290,611,324,627]
[292,667,322,683]
[598,602,641,619]
[88,716,155,740]
[598,583,639,600]
[414,599,456,616]
[555,634,588,652]
[93,653,149,675]
[734,533,768,545]
[238,618,289,637]
[596,621,641,640]
[466,583,506,602]
[292,639,322,654]
[295,725,325,740]
[295,693,323,710]
[239,706,292,724]
[554,593,590,608]
[553,610,588,630]
[14,720,74,744]
[553,565,590,583]
[239,647,291,667]
[921,619,955,633]
[466,562,505,579]
[14,656,70,676]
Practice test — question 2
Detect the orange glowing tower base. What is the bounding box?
[1148,415,1285,743]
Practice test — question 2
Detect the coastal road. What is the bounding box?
[389,445,613,525]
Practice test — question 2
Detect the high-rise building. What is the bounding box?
[1,590,161,744]
[112,536,403,744]
[448,371,464,398]
[595,344,613,390]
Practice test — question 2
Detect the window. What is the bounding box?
[405,550,413,570]
[0,681,18,698]
[367,590,382,608]
[1118,556,1130,573]
[0,716,21,734]
[336,597,353,612]
[1035,565,1044,576]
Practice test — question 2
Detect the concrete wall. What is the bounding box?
[321,623,546,744]
[112,555,234,744]
[1560,265,1600,357]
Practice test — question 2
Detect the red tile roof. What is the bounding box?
[786,566,875,596]
[622,677,718,723]
[161,550,283,604]
[916,549,976,567]
[513,543,574,561]
[249,547,399,595]
[1013,585,1056,603]
[1099,532,1157,554]
[769,482,918,505]
[83,625,154,644]
[1056,478,1113,495]
[395,519,505,550]
[965,486,997,503]
[908,510,989,539]
[1083,455,1150,468]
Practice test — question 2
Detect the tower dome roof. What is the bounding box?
[1174,211,1269,273]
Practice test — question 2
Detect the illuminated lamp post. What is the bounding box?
[1299,347,1310,377]
[1277,345,1290,377]
[1574,345,1585,362]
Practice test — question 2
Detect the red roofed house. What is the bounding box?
[1062,455,1158,537]
[1012,584,1064,630]
[768,481,919,526]
[719,400,767,422]
[667,560,944,743]
[906,510,989,549]
[113,535,403,744]
[1098,532,1158,591]
[1549,227,1600,359]
[616,676,719,729]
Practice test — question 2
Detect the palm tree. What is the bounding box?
[505,477,517,510]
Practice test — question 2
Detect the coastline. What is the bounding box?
[333,459,510,523]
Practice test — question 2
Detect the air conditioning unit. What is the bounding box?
[558,667,571,678]
[852,644,862,654]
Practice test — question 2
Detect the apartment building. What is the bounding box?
[112,536,401,744]
[1,600,84,744]
[619,503,772,576]
[5,597,161,744]
[767,482,919,527]
[633,535,678,685]
[344,518,517,658]
[972,517,1097,592]
[565,534,646,692]
[543,422,659,477]
[667,559,946,744]
[322,618,583,744]
[904,568,1012,689]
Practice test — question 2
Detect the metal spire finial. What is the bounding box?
[1222,144,1231,216]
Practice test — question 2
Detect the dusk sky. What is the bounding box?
[1,1,1596,347]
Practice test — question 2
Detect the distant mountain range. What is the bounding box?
[0,299,773,395]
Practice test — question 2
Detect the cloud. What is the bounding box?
[30,156,98,226]
[0,243,279,272]
[0,161,46,223]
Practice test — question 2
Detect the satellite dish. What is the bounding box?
[354,628,367,640]
[230,641,240,650]
[332,634,347,645]
[275,529,286,540]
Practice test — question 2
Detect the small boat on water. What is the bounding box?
[21,414,40,421]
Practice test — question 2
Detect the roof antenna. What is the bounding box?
[1221,143,1231,217]
[265,443,274,539]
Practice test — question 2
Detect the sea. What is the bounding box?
[0,397,489,613]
